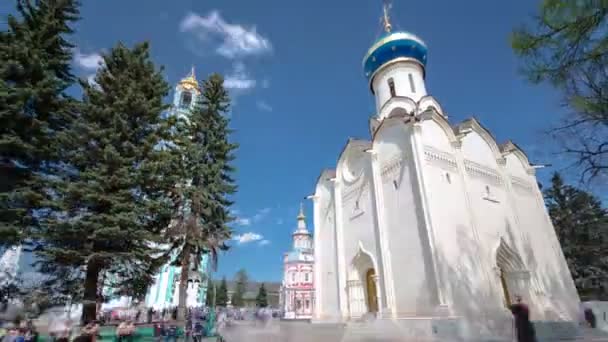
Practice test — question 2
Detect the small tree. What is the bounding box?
[216,277,228,307]
[231,269,248,307]
[544,172,608,300]
[256,283,268,308]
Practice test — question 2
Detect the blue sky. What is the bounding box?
[2,0,586,282]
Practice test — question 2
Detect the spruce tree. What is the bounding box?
[544,172,608,300]
[256,283,268,308]
[231,268,248,308]
[216,277,228,307]
[38,42,175,322]
[205,278,215,307]
[0,0,79,246]
[166,72,236,319]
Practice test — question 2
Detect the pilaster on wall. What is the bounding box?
[332,179,349,319]
[410,122,448,311]
[368,149,397,318]
[311,195,323,319]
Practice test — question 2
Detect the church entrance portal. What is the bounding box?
[366,268,379,313]
[348,245,380,318]
[495,238,531,308]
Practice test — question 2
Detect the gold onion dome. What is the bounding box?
[178,66,199,92]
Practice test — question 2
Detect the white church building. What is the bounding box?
[311,7,581,340]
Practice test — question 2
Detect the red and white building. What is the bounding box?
[280,204,315,320]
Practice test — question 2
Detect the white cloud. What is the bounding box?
[253,207,271,222]
[256,100,273,112]
[232,232,264,244]
[259,240,270,246]
[179,11,272,59]
[235,217,251,226]
[74,50,103,71]
[224,62,256,90]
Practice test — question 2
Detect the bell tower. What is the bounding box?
[173,66,200,118]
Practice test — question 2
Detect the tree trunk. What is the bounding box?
[177,245,191,321]
[82,261,101,324]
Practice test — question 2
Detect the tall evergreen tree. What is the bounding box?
[38,42,175,322]
[0,0,80,246]
[544,172,608,300]
[216,277,228,307]
[205,278,215,307]
[231,268,248,308]
[512,2,608,183]
[166,73,236,320]
[255,283,268,308]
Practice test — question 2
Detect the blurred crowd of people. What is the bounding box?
[0,304,280,341]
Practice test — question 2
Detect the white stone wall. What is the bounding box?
[459,130,519,316]
[336,141,382,318]
[313,173,341,320]
[373,120,437,316]
[312,103,580,332]
[503,152,580,321]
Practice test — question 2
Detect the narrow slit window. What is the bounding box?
[408,74,416,93]
[388,77,396,97]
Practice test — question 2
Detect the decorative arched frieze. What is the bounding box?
[454,117,504,165]
[424,146,459,173]
[464,160,504,186]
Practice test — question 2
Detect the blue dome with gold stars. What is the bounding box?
[363,31,428,81]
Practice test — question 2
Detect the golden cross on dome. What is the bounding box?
[382,0,393,33]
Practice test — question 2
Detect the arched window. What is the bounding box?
[180,91,193,108]
[388,78,396,97]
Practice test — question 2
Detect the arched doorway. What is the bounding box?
[348,244,380,318]
[365,268,379,313]
[495,238,530,307]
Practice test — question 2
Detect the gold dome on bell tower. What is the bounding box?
[178,66,200,94]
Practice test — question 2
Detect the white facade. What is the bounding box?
[282,204,315,319]
[0,245,21,286]
[144,253,209,310]
[312,21,581,340]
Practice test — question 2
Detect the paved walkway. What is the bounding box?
[218,320,608,342]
